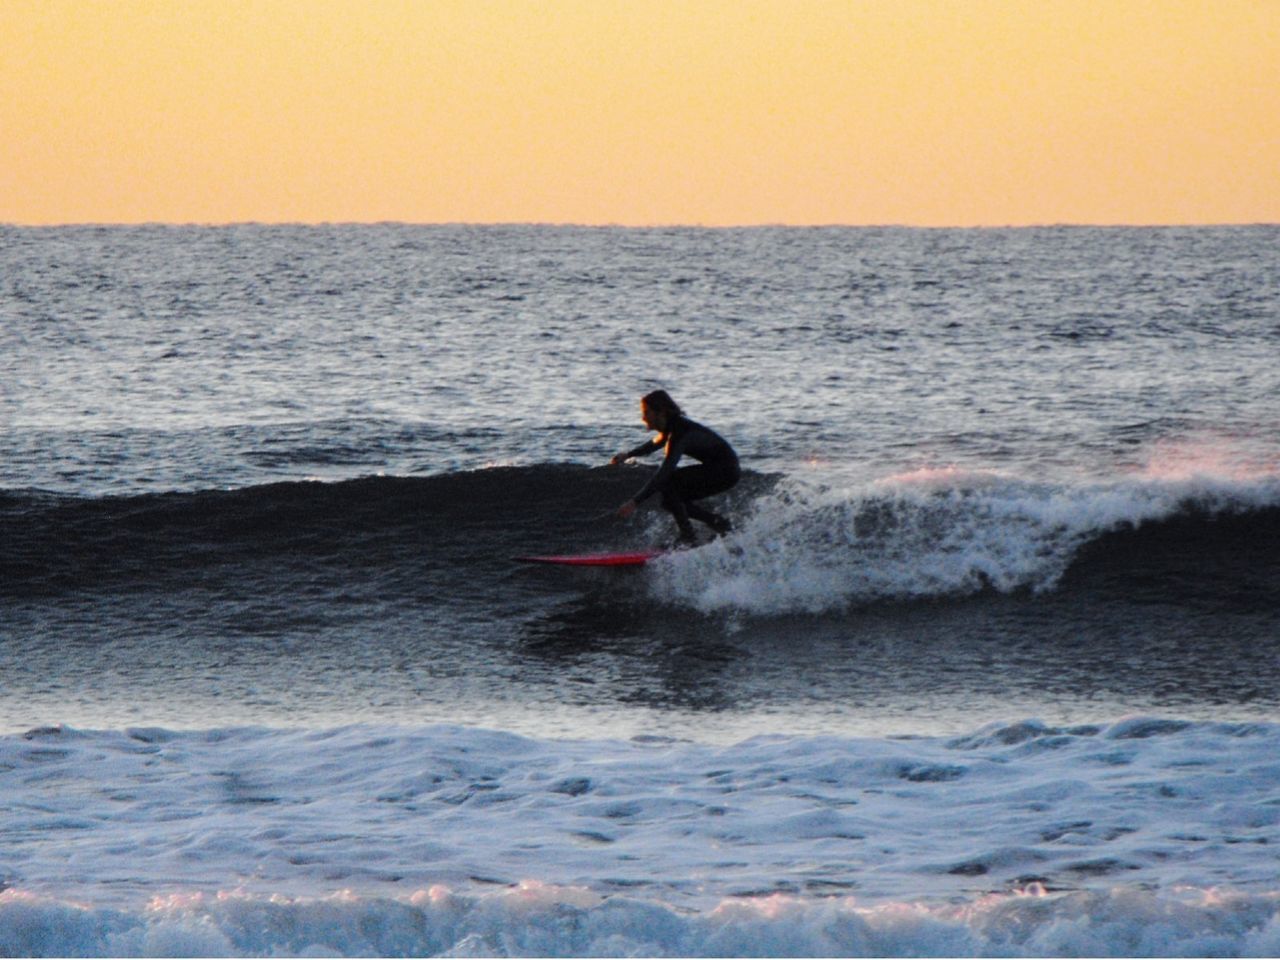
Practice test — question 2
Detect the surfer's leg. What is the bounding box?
[670,465,736,535]
[659,487,698,542]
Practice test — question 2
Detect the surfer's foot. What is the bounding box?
[707,515,732,537]
[675,526,698,548]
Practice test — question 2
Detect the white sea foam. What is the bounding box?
[6,884,1280,958]
[651,469,1280,614]
[3,718,1280,956]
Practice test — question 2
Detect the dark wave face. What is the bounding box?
[3,464,1278,735]
[3,467,604,601]
[1063,503,1280,613]
[2,465,757,605]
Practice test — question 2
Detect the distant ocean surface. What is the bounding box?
[3,224,1279,956]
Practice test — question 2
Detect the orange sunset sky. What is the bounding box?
[3,0,1277,226]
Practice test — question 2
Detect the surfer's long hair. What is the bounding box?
[641,390,682,419]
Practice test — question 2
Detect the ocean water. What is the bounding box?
[2,223,1279,956]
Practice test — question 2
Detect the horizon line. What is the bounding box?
[4,219,1278,230]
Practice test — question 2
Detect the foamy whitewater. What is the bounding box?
[3,225,1279,955]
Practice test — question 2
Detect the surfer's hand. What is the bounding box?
[609,453,626,466]
[617,500,637,519]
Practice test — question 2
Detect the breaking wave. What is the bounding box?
[653,467,1280,614]
[5,463,1278,617]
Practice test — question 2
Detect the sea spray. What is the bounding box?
[652,469,1280,614]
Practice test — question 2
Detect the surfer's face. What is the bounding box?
[642,402,666,432]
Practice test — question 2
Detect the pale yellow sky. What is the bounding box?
[2,0,1277,226]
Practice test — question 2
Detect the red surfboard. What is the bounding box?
[515,550,667,567]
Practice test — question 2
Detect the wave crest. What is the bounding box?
[652,470,1280,614]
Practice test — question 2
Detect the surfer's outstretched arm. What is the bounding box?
[609,437,661,466]
[628,432,688,504]
[611,435,664,518]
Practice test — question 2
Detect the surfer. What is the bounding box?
[609,390,740,543]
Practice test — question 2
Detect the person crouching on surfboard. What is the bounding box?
[609,390,739,543]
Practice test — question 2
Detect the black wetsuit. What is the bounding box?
[623,416,740,538]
